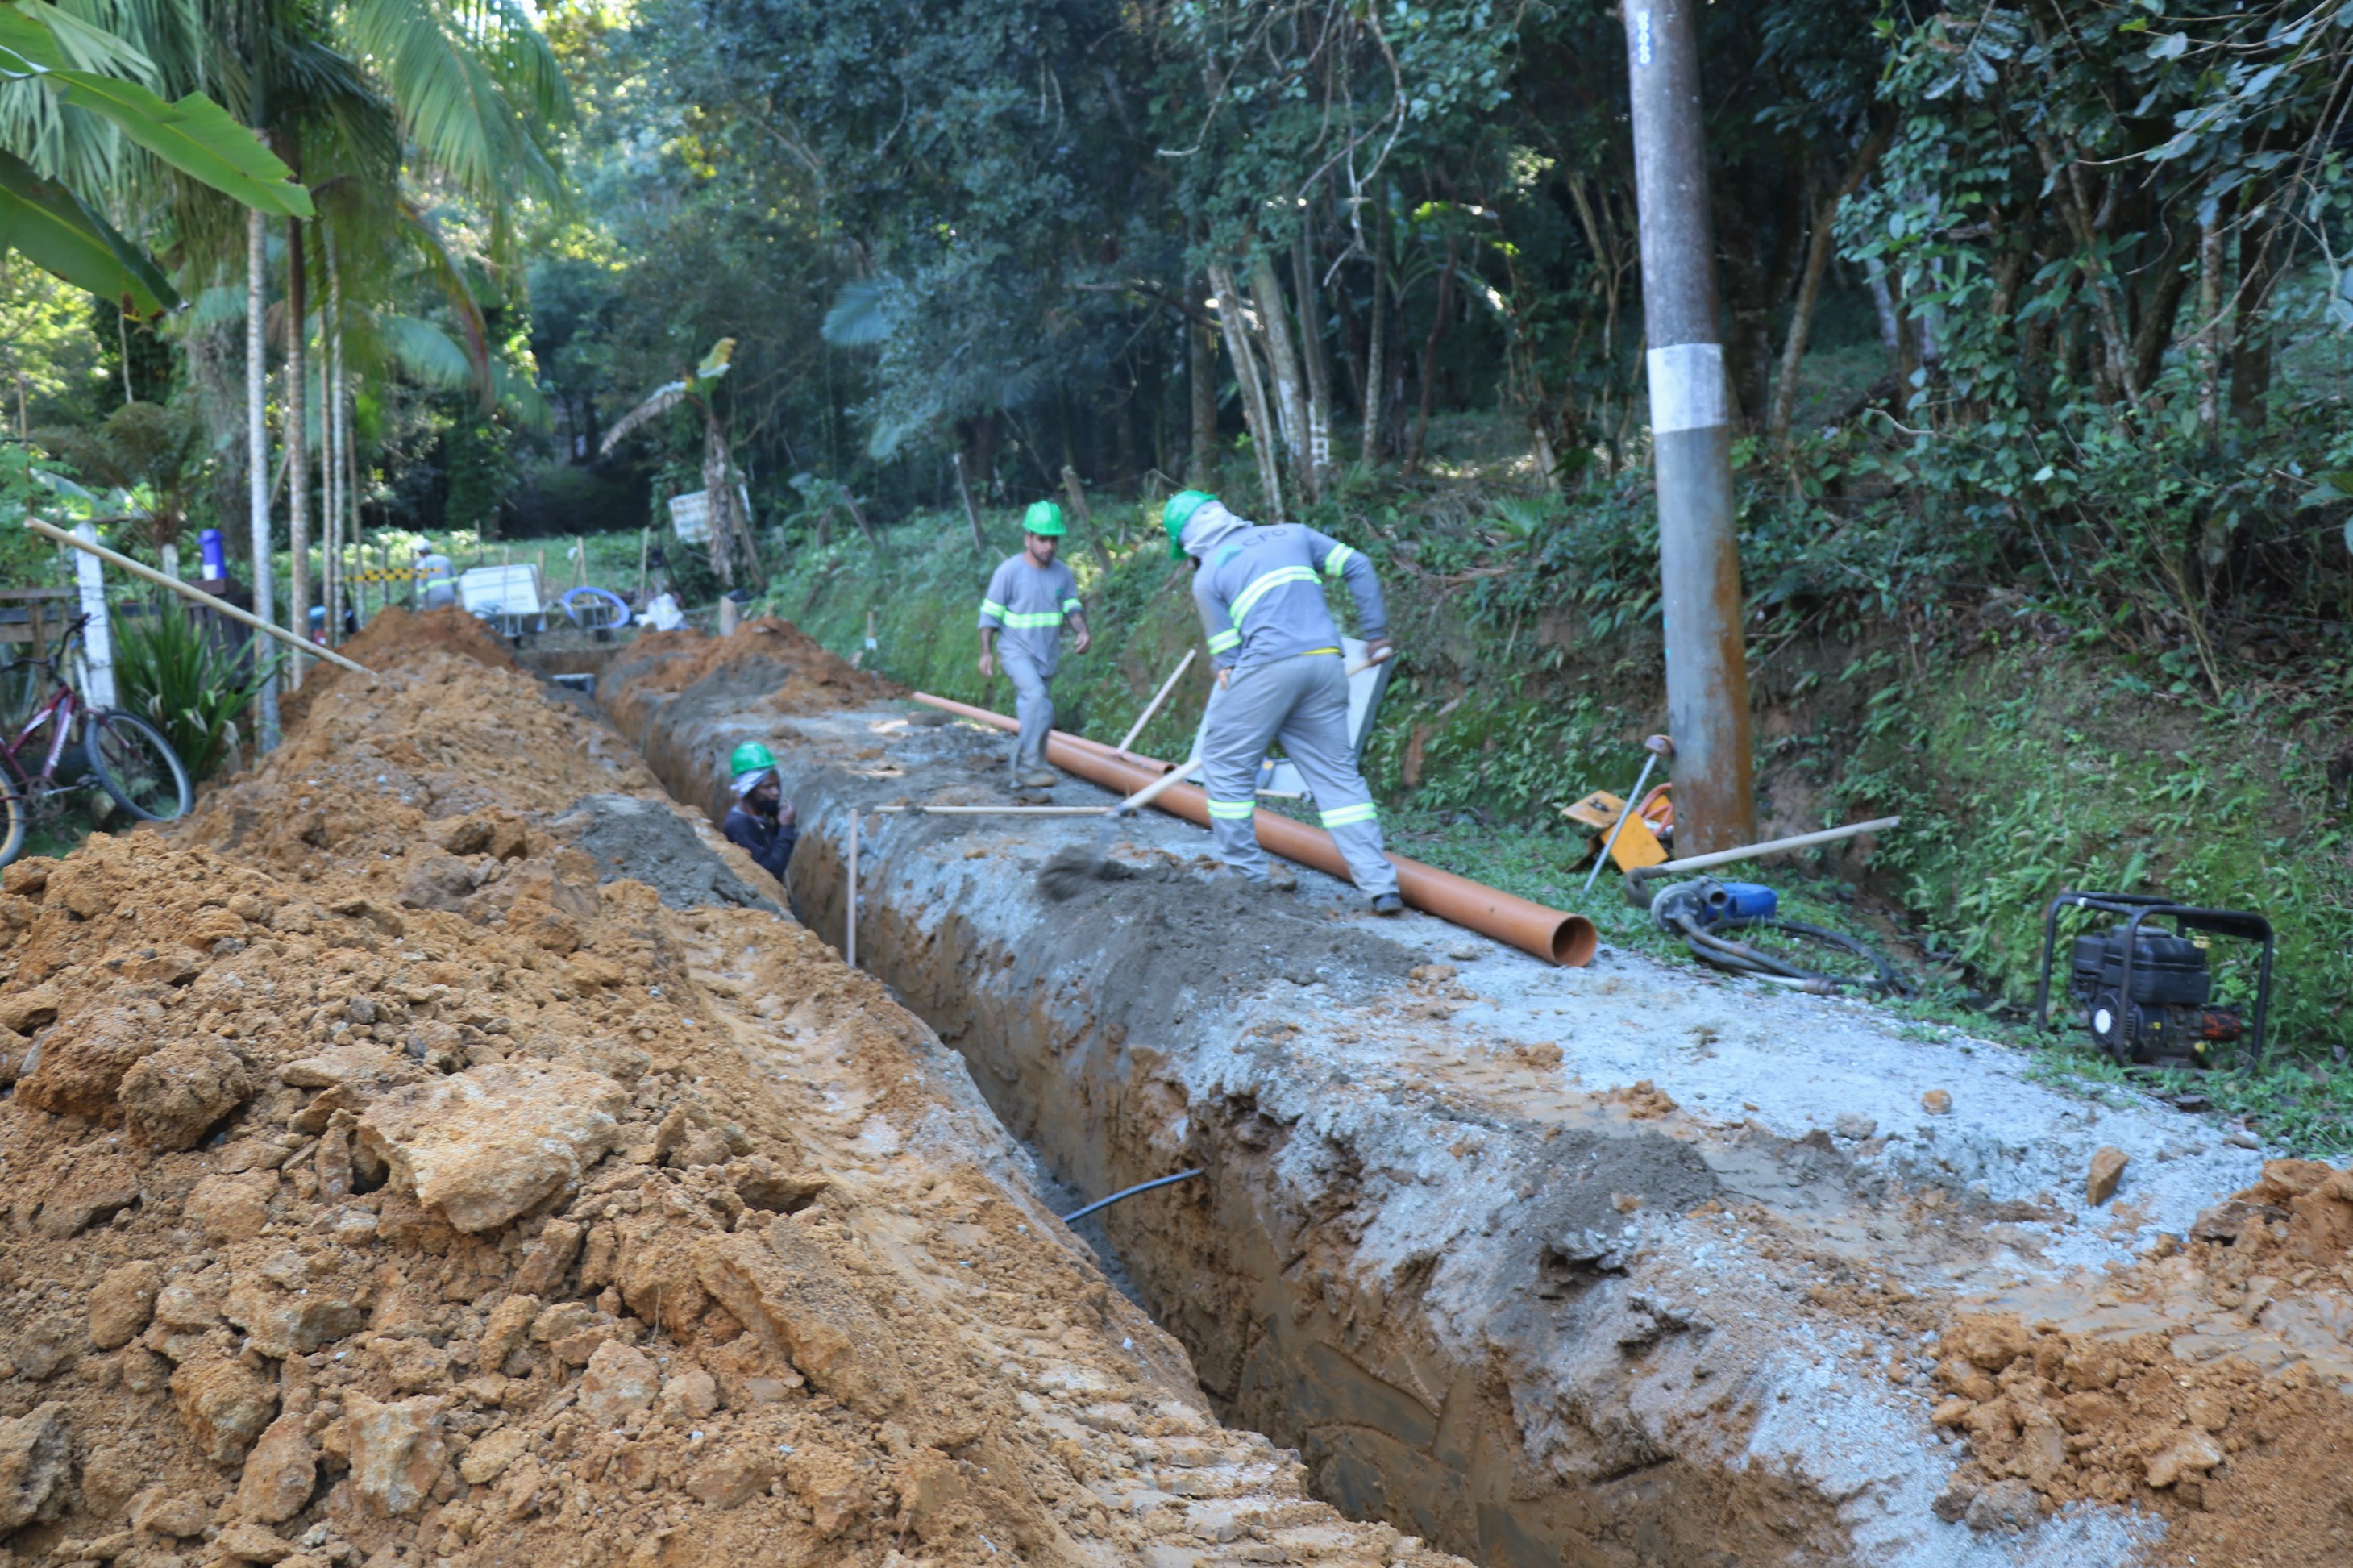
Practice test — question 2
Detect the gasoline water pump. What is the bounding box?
[2032,892,2274,1070]
[1641,876,1910,994]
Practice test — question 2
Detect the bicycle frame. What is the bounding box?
[1,612,92,791]
[6,683,79,788]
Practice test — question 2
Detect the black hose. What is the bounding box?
[1059,1168,1204,1225]
[1673,913,1912,995]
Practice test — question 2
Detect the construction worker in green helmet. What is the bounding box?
[1164,491,1403,914]
[721,741,798,882]
[977,500,1090,789]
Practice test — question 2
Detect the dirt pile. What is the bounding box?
[616,619,900,714]
[0,633,1457,1567]
[1927,1158,2353,1562]
[281,609,520,734]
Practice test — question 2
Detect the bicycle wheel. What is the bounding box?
[0,759,24,868]
[87,709,192,822]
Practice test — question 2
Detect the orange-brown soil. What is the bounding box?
[1928,1161,2353,1562]
[0,627,1458,1568]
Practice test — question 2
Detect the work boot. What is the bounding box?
[1016,767,1059,789]
[1370,892,1404,916]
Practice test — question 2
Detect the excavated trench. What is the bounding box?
[588,621,2295,1568]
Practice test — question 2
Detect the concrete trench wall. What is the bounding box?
[597,640,2162,1568]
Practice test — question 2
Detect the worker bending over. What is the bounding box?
[1165,491,1403,915]
[977,501,1090,789]
[721,742,798,882]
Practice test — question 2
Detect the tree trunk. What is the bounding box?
[1769,128,1886,442]
[1405,236,1459,478]
[701,414,738,588]
[1061,464,1114,574]
[325,230,346,646]
[1207,262,1285,520]
[1249,250,1312,505]
[952,451,986,551]
[2035,136,2134,402]
[285,216,310,685]
[2229,206,2276,430]
[1187,272,1217,485]
[247,206,278,750]
[1862,252,1903,370]
[2195,202,2225,439]
[1291,228,1335,497]
[1362,193,1388,467]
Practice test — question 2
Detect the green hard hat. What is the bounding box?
[1023,500,1066,537]
[729,741,777,778]
[1163,490,1215,559]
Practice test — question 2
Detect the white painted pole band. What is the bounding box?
[70,522,117,710]
[1644,342,1727,435]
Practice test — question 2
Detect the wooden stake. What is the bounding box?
[575,534,588,590]
[637,527,651,603]
[952,452,985,552]
[845,810,859,970]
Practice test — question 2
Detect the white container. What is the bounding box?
[458,564,543,632]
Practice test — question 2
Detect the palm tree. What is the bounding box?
[601,339,767,590]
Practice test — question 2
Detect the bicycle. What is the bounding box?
[0,613,193,867]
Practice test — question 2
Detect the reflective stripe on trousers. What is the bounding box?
[999,645,1054,772]
[1197,652,1398,896]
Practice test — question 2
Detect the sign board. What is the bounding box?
[668,485,752,546]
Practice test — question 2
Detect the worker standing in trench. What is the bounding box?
[1164,491,1403,915]
[976,501,1091,790]
[721,741,798,881]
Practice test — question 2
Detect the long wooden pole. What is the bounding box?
[1631,817,1901,880]
[1117,648,1196,758]
[27,518,375,676]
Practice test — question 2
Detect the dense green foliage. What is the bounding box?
[110,596,278,779]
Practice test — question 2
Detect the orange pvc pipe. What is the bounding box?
[913,692,1598,967]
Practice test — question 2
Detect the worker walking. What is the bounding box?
[721,742,798,883]
[1164,491,1403,914]
[977,501,1090,789]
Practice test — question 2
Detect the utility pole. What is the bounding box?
[1622,0,1754,855]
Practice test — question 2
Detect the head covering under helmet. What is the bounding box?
[1162,490,1216,560]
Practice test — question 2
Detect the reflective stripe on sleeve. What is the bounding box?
[1228,565,1321,624]
[1062,597,1082,613]
[1322,543,1357,578]
[1319,801,1379,828]
[1208,628,1241,653]
[1206,798,1257,821]
[979,599,1008,621]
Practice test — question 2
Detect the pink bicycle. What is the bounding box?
[0,613,190,867]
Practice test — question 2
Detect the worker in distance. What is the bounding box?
[412,540,457,609]
[976,501,1091,790]
[721,741,797,884]
[1163,490,1403,915]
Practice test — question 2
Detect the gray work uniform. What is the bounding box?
[1188,517,1398,897]
[978,555,1082,773]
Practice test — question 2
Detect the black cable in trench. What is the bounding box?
[1059,1168,1204,1225]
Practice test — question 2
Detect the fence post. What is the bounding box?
[71,522,117,710]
